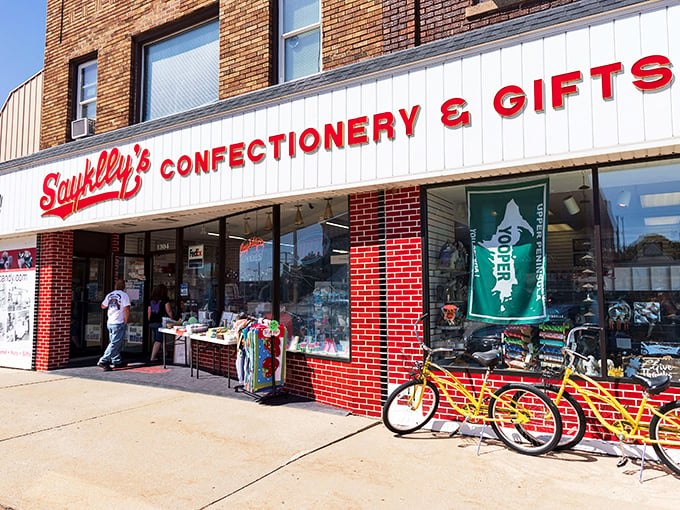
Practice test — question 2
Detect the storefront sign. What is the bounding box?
[188,244,204,269]
[467,179,548,324]
[34,52,673,222]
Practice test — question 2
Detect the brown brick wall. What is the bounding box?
[41,0,273,150]
[219,0,272,100]
[42,0,580,149]
[322,0,386,70]
[419,0,580,44]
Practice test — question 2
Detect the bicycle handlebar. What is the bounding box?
[414,314,428,349]
[562,325,602,368]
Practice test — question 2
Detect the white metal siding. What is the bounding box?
[0,72,42,163]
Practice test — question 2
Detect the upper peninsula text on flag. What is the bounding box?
[466,179,548,324]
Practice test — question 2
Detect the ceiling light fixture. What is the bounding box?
[644,216,680,226]
[265,212,273,231]
[294,205,304,225]
[563,196,580,215]
[325,221,349,230]
[640,191,680,208]
[244,217,252,236]
[324,198,333,220]
[617,190,632,207]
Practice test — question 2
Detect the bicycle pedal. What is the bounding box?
[617,457,628,468]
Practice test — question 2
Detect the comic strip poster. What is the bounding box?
[0,236,37,369]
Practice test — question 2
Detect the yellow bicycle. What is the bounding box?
[539,325,680,477]
[382,315,562,456]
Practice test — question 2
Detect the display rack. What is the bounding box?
[537,324,570,370]
[502,325,537,370]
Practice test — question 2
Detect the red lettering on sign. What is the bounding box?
[40,146,150,219]
[590,62,623,99]
[632,55,673,91]
[441,98,470,127]
[348,116,369,145]
[552,70,583,108]
[494,85,526,117]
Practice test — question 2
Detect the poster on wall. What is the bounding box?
[0,237,37,369]
[466,179,548,324]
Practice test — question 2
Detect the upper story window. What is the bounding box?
[280,0,321,82]
[141,19,219,122]
[76,60,97,119]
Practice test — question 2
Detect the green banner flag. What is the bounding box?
[466,179,548,324]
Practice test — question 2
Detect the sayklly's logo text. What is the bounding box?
[40,145,151,219]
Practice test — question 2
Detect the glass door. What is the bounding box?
[113,255,146,354]
[70,256,106,358]
[151,252,177,318]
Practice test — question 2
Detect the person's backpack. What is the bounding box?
[150,300,161,315]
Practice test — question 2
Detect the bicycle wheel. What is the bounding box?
[535,384,587,450]
[382,379,440,434]
[489,383,562,456]
[649,400,680,476]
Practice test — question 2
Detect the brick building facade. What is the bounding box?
[1,0,679,460]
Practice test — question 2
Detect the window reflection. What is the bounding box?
[280,198,350,358]
[600,161,680,382]
[182,220,219,324]
[223,209,274,320]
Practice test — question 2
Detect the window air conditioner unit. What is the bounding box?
[71,118,95,139]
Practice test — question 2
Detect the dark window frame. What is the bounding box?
[130,4,220,124]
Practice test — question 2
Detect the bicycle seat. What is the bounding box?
[471,349,501,369]
[631,373,672,395]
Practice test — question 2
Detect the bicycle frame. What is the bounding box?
[403,314,546,427]
[409,351,533,426]
[554,363,680,448]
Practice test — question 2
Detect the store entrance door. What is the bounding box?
[70,256,106,358]
[151,252,177,319]
[113,255,147,355]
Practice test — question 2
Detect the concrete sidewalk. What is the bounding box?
[0,366,678,509]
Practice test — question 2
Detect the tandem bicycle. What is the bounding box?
[381,315,562,456]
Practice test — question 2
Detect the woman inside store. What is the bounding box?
[148,284,174,363]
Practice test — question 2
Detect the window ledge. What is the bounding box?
[465,0,525,19]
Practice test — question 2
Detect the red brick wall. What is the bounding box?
[282,191,382,412]
[36,231,73,370]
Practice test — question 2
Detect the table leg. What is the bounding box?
[227,344,231,388]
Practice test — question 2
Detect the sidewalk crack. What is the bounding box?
[197,420,380,510]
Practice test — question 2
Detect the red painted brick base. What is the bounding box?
[36,231,73,370]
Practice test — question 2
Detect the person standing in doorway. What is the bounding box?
[148,283,173,363]
[98,279,130,371]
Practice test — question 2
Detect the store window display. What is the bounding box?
[426,171,597,374]
[223,209,274,320]
[280,198,350,359]
[599,161,680,382]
